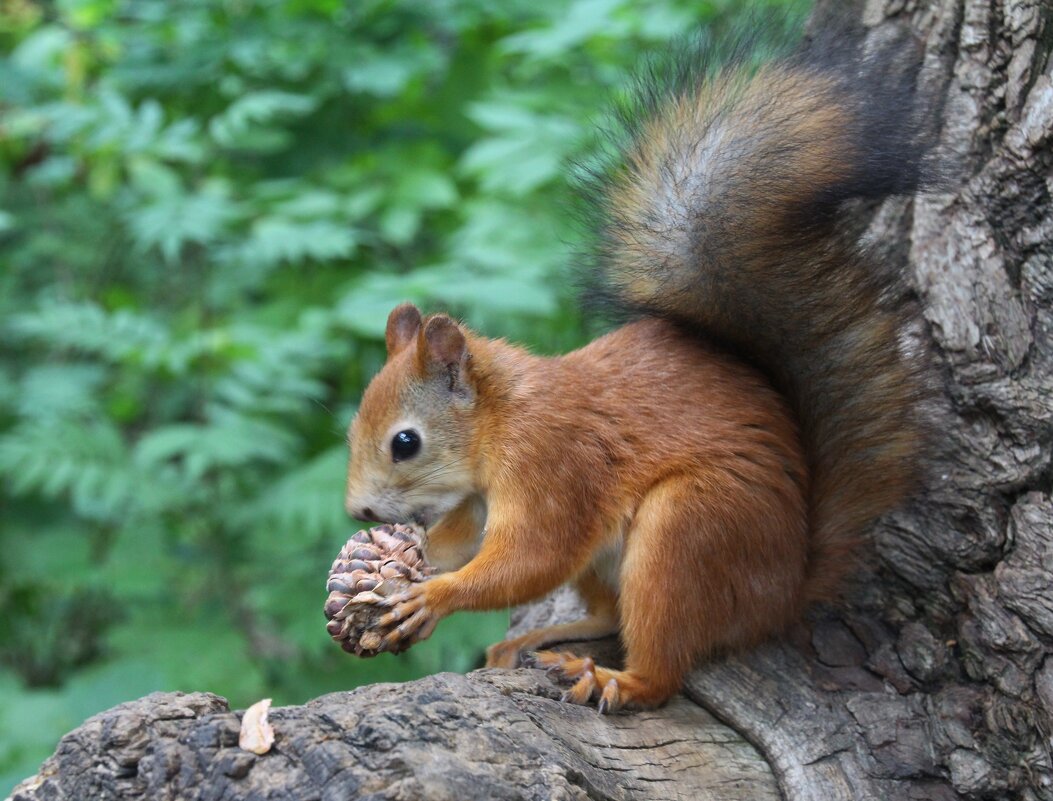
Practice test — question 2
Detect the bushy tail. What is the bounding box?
[590,28,936,601]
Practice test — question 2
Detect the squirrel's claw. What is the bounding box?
[376,584,442,649]
[534,651,628,713]
[377,587,425,625]
[597,678,620,714]
[561,667,597,705]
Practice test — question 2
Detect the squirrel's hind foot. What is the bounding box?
[531,650,675,713]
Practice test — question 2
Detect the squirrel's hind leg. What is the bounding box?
[485,572,618,669]
[542,471,808,711]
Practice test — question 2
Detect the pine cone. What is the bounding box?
[323,523,433,657]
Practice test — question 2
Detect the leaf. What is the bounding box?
[335,271,448,339]
[126,186,238,261]
[242,446,348,543]
[0,418,138,521]
[6,302,171,366]
[394,170,458,210]
[135,412,301,479]
[460,102,580,195]
[238,217,356,266]
[16,363,106,419]
[432,271,557,317]
[343,53,415,97]
[498,0,627,59]
[209,91,319,152]
[10,26,72,76]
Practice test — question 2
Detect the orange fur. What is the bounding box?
[348,316,809,708]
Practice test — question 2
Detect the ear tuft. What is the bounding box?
[422,315,467,369]
[385,303,422,357]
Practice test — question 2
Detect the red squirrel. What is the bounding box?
[343,38,931,711]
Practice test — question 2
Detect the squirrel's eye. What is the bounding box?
[391,429,421,462]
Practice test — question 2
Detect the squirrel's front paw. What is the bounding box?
[377,581,445,650]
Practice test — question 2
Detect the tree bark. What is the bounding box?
[6,677,780,801]
[9,1,1053,799]
[667,1,1053,798]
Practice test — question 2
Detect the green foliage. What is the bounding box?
[0,0,809,793]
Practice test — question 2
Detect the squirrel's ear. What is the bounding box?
[419,315,469,391]
[385,303,422,358]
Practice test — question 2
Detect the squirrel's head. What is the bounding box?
[345,303,478,528]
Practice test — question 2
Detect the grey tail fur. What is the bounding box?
[586,24,938,600]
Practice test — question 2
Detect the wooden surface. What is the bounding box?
[9,672,777,801]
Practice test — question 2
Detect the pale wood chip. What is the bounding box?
[239,698,275,754]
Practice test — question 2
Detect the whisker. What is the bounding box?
[312,397,337,418]
[402,457,471,491]
[401,469,466,498]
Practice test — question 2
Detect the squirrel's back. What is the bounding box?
[589,28,936,601]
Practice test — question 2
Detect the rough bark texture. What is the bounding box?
[661,1,1053,798]
[10,1,1053,799]
[8,674,777,801]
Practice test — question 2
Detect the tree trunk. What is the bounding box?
[672,0,1053,797]
[9,1,1052,799]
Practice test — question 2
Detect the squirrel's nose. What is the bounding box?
[346,502,376,522]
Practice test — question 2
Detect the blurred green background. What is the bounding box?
[0,0,806,792]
